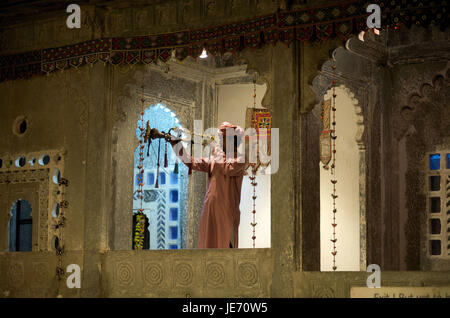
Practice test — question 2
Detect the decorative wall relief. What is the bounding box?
[106,251,268,297]
[0,150,65,252]
[156,4,177,26]
[205,262,226,288]
[237,261,259,288]
[143,262,164,287]
[174,262,194,287]
[179,0,196,25]
[7,261,24,288]
[399,71,450,270]
[116,262,135,286]
[32,262,49,286]
[312,285,335,298]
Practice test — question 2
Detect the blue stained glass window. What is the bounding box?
[170,172,178,185]
[133,104,189,250]
[148,173,154,185]
[19,224,32,251]
[170,190,178,203]
[170,226,178,240]
[170,208,178,221]
[9,200,32,252]
[447,154,450,169]
[159,172,166,185]
[429,154,440,170]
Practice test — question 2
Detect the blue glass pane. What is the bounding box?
[19,201,32,220]
[19,224,32,251]
[447,154,450,169]
[169,244,178,249]
[159,172,166,185]
[170,208,178,221]
[429,154,440,170]
[170,190,178,203]
[170,226,178,240]
[148,173,154,185]
[170,172,178,185]
[9,210,17,252]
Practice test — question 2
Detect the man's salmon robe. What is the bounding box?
[173,134,246,248]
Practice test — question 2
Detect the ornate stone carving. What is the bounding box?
[0,168,50,251]
[205,1,217,17]
[116,262,135,286]
[174,262,193,287]
[397,71,450,269]
[7,262,24,288]
[205,262,225,287]
[156,4,176,26]
[237,262,258,287]
[312,285,335,298]
[179,0,195,24]
[32,262,48,286]
[144,262,164,287]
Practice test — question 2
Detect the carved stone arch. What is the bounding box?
[308,42,369,271]
[109,64,204,250]
[397,70,450,141]
[311,46,367,146]
[395,69,450,270]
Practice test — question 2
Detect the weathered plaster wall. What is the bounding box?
[0,0,449,299]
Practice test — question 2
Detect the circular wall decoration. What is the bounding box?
[13,116,29,136]
[28,157,36,166]
[116,262,135,286]
[206,262,225,287]
[174,263,193,286]
[52,168,61,185]
[38,154,50,166]
[238,262,258,287]
[15,156,26,168]
[51,202,60,218]
[144,263,164,287]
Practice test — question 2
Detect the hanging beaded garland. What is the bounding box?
[330,61,338,271]
[250,74,258,248]
[134,85,147,250]
[55,176,68,289]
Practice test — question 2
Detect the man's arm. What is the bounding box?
[170,139,210,172]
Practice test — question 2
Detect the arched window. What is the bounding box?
[132,104,189,250]
[9,199,32,252]
[320,86,361,271]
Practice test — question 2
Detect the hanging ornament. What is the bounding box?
[188,140,193,176]
[164,139,168,168]
[155,137,161,188]
[173,159,179,174]
[146,121,152,157]
[250,165,258,248]
[250,73,259,248]
[330,61,338,271]
[134,84,147,251]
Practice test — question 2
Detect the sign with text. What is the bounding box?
[350,286,450,298]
